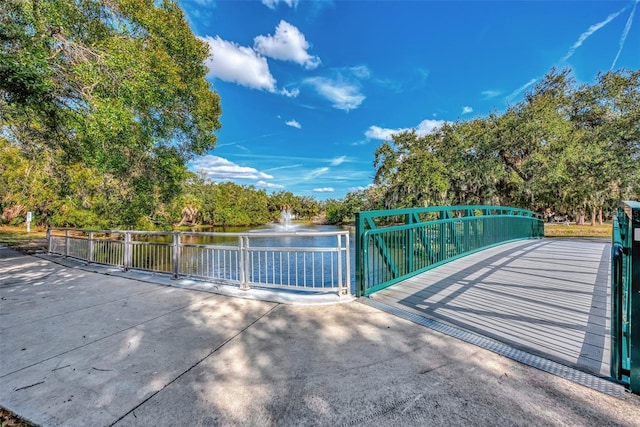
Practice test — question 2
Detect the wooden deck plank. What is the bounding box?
[370,238,611,376]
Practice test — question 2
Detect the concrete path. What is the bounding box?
[1,246,639,426]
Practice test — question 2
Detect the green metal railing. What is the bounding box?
[355,205,544,297]
[611,201,640,394]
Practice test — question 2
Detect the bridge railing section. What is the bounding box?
[611,201,640,394]
[355,205,543,297]
[47,229,351,296]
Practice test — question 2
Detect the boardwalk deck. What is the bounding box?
[370,238,611,377]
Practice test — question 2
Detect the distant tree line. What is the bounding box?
[172,174,322,227]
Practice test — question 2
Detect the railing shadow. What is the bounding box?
[373,239,611,377]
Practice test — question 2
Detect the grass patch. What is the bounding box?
[544,222,611,239]
[0,226,48,254]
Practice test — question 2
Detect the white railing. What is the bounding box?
[47,228,351,295]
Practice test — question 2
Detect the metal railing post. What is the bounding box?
[124,232,131,271]
[88,231,94,264]
[240,236,250,290]
[611,236,624,382]
[172,232,180,279]
[463,219,470,253]
[438,221,446,261]
[336,234,343,295]
[344,232,351,295]
[355,212,364,297]
[64,229,70,258]
[405,214,414,276]
[238,235,245,287]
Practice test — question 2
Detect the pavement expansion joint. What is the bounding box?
[359,298,627,399]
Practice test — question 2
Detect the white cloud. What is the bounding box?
[365,119,446,141]
[256,180,285,189]
[286,119,301,129]
[281,87,300,98]
[303,66,370,111]
[562,8,625,61]
[200,36,276,92]
[261,0,298,9]
[349,65,371,79]
[330,156,347,166]
[462,106,473,114]
[254,21,321,69]
[365,126,396,141]
[191,155,274,181]
[481,90,501,99]
[415,119,446,135]
[304,77,365,111]
[313,187,334,193]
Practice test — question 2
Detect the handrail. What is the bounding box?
[355,205,543,297]
[610,201,639,394]
[47,228,351,295]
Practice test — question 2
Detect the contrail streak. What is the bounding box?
[506,78,537,103]
[611,0,639,69]
[562,7,626,62]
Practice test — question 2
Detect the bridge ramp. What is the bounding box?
[370,238,610,376]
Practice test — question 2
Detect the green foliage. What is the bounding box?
[0,0,221,228]
[323,185,385,224]
[323,199,346,224]
[371,68,640,222]
[176,177,271,226]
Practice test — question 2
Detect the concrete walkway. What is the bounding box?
[372,239,612,376]
[1,246,639,426]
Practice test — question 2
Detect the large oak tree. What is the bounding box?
[372,69,639,222]
[1,0,221,228]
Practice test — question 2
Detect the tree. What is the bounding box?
[373,130,449,208]
[370,68,639,221]
[1,0,222,228]
[322,185,385,225]
[568,70,640,222]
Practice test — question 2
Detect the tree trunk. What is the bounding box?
[598,208,603,225]
[577,210,585,225]
[590,207,596,226]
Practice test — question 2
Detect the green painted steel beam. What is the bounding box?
[627,202,640,394]
[610,201,640,395]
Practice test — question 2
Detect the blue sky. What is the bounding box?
[178,0,639,200]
